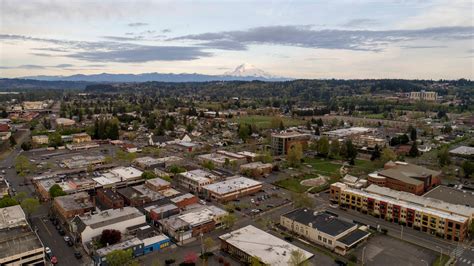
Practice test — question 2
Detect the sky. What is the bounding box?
[0,0,473,79]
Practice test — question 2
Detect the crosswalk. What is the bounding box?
[454,245,474,266]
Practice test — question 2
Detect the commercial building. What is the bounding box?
[72,132,92,143]
[159,205,227,243]
[170,193,198,209]
[94,237,144,266]
[32,135,49,145]
[271,131,310,155]
[281,209,370,255]
[176,169,217,193]
[449,146,474,159]
[55,117,76,127]
[62,155,105,169]
[240,162,273,177]
[330,182,474,241]
[367,161,440,195]
[322,127,372,139]
[409,91,438,101]
[96,188,124,210]
[202,176,263,202]
[197,152,247,168]
[351,135,387,149]
[133,156,163,170]
[53,192,95,221]
[0,205,45,266]
[219,225,313,266]
[71,207,146,244]
[145,178,171,192]
[145,204,180,225]
[423,186,474,208]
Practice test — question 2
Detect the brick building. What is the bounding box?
[96,188,124,209]
[53,192,95,222]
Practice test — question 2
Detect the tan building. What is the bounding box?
[330,182,474,241]
[409,91,438,101]
[202,176,263,202]
[350,135,387,149]
[271,131,310,155]
[240,162,273,177]
[32,135,49,145]
[72,132,92,143]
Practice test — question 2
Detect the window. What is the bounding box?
[328,240,332,245]
[318,236,322,241]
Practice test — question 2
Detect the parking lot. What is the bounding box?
[354,234,438,266]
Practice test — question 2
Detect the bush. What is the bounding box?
[348,254,357,263]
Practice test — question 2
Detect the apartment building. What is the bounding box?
[409,91,438,101]
[271,131,310,155]
[330,182,474,241]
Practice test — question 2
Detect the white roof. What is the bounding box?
[203,176,262,195]
[450,146,474,156]
[93,176,119,185]
[219,225,313,266]
[142,234,169,246]
[323,127,371,137]
[110,167,143,180]
[178,207,226,226]
[0,205,27,229]
[180,169,217,183]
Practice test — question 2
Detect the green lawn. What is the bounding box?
[433,254,450,266]
[303,158,342,177]
[348,159,380,176]
[274,176,311,193]
[233,115,305,129]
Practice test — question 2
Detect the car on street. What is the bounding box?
[51,256,58,264]
[64,236,70,242]
[45,247,52,258]
[58,228,65,236]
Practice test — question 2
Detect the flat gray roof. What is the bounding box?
[423,186,474,208]
[0,227,43,260]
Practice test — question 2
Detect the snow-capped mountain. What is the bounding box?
[224,63,275,79]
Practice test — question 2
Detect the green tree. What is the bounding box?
[238,123,251,141]
[317,136,330,158]
[462,161,474,178]
[345,140,357,165]
[287,143,303,167]
[270,117,283,129]
[288,249,309,266]
[250,256,264,266]
[222,213,237,229]
[49,184,67,198]
[15,155,32,180]
[141,171,157,180]
[260,149,273,163]
[291,192,314,208]
[0,196,19,208]
[370,144,381,161]
[409,126,417,141]
[9,135,16,147]
[169,165,186,174]
[105,249,138,266]
[48,132,63,148]
[202,160,215,171]
[329,139,340,158]
[20,198,40,220]
[437,147,451,166]
[203,237,215,253]
[408,142,419,157]
[380,148,397,163]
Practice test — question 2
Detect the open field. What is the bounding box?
[233,115,305,129]
[303,158,343,177]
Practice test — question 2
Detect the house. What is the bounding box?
[219,225,313,266]
[240,162,273,177]
[280,208,370,255]
[53,192,95,222]
[0,123,11,141]
[72,132,92,143]
[96,188,124,210]
[71,207,146,244]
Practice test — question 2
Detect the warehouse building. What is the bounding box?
[202,176,263,202]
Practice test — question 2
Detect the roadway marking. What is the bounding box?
[40,218,52,237]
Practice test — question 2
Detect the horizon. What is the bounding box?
[1,0,473,80]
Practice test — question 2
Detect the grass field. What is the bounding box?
[274,175,313,193]
[348,159,380,176]
[303,158,342,177]
[233,115,305,129]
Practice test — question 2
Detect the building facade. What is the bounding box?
[271,132,310,155]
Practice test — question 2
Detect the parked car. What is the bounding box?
[50,256,58,264]
[63,236,70,242]
[58,228,65,236]
[45,247,52,258]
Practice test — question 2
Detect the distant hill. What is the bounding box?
[20,69,290,83]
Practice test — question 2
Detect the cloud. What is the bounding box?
[128,22,148,27]
[54,64,74,68]
[341,18,379,28]
[102,36,144,41]
[68,46,212,62]
[0,64,74,69]
[1,34,211,63]
[400,45,448,49]
[172,25,473,51]
[162,29,172,33]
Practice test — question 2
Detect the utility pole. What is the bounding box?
[362,246,366,266]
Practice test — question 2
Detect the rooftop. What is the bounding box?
[0,205,27,229]
[219,225,313,266]
[54,192,94,212]
[423,186,474,208]
[80,207,144,229]
[202,176,262,195]
[377,163,440,185]
[180,169,217,183]
[337,229,370,247]
[109,167,143,181]
[271,131,310,138]
[450,146,474,156]
[0,227,44,260]
[96,237,143,257]
[323,127,371,137]
[282,208,355,236]
[178,206,226,226]
[170,193,195,203]
[146,177,171,188]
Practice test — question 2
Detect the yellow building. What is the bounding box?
[72,132,92,143]
[330,182,472,242]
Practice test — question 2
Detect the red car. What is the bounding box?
[51,256,58,264]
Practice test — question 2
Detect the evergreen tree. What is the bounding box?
[408,142,419,157]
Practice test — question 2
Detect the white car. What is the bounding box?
[45,247,52,256]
